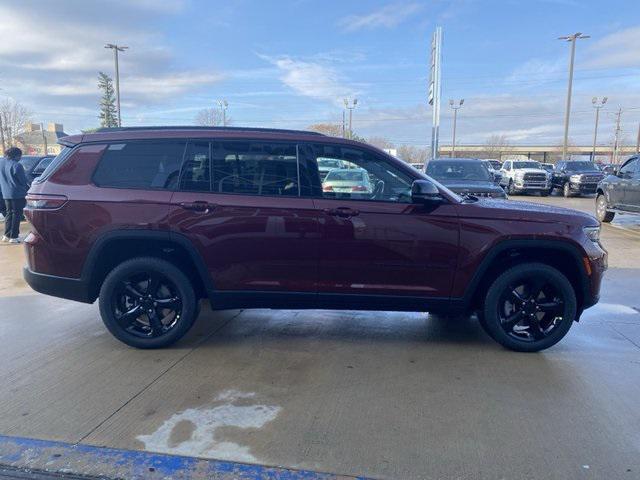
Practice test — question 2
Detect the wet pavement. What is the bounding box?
[1,196,639,479]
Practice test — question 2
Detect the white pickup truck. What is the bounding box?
[500,160,551,196]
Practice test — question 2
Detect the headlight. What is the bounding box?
[570,174,581,182]
[515,172,524,179]
[583,226,600,243]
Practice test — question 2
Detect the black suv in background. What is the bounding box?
[596,155,640,222]
[551,161,604,197]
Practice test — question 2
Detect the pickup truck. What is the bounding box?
[500,160,550,196]
[551,161,604,197]
[596,155,640,222]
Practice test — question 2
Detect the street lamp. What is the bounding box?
[343,98,358,139]
[104,43,128,127]
[558,32,589,161]
[218,99,229,126]
[591,96,607,161]
[449,99,464,157]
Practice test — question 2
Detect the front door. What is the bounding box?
[169,140,320,295]
[625,158,640,211]
[616,158,638,209]
[301,143,460,300]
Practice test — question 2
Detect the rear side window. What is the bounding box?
[93,141,186,190]
[211,142,302,197]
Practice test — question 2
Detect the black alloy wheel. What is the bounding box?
[99,257,198,348]
[481,263,577,352]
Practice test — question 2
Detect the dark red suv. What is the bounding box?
[23,127,607,352]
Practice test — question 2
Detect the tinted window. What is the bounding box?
[427,161,491,181]
[312,144,413,203]
[211,142,301,197]
[93,141,185,189]
[619,159,638,176]
[564,161,597,171]
[179,141,210,192]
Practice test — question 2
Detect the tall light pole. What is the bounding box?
[104,43,128,127]
[612,107,622,164]
[218,99,228,126]
[591,96,607,161]
[449,99,464,157]
[343,98,357,139]
[558,32,589,161]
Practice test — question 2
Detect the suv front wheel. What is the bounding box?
[480,263,577,352]
[99,257,198,348]
[596,194,615,223]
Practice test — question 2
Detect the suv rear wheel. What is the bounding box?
[99,257,198,348]
[596,194,615,223]
[480,263,577,352]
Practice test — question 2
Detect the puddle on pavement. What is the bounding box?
[136,390,281,463]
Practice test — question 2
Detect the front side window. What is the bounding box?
[211,142,301,197]
[93,141,185,190]
[619,158,638,177]
[311,144,413,203]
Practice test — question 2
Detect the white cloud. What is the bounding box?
[260,55,357,104]
[338,3,422,32]
[584,26,640,69]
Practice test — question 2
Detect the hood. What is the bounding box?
[460,198,598,227]
[439,180,504,194]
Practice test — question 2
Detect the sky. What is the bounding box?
[1,0,639,148]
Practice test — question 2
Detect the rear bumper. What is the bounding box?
[23,267,93,303]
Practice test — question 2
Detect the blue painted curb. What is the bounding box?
[0,435,372,480]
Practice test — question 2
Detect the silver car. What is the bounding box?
[322,168,372,196]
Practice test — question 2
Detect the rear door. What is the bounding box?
[301,142,460,300]
[169,140,320,295]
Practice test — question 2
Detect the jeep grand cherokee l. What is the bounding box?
[23,127,607,352]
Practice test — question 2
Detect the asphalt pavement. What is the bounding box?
[1,195,639,480]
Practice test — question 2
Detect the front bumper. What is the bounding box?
[23,267,93,303]
[569,182,598,194]
[513,181,549,190]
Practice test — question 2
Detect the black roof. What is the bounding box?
[94,126,325,136]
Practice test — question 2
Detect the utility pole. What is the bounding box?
[591,96,607,162]
[429,26,443,161]
[636,122,640,154]
[40,123,48,155]
[612,107,622,164]
[342,110,346,138]
[343,98,357,139]
[558,32,589,161]
[449,99,464,157]
[218,99,228,126]
[104,43,128,127]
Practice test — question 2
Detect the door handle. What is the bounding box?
[179,201,216,213]
[323,207,360,218]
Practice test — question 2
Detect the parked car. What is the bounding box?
[540,163,555,173]
[500,160,550,196]
[317,157,344,180]
[485,159,502,171]
[427,158,507,198]
[23,126,606,352]
[481,159,503,185]
[551,161,604,197]
[322,168,373,196]
[596,155,640,222]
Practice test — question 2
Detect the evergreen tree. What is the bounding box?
[97,72,118,128]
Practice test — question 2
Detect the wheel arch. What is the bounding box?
[463,239,589,319]
[82,230,214,303]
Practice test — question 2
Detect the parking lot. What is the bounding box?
[1,195,639,479]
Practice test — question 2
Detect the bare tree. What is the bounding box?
[195,108,224,127]
[397,145,429,164]
[480,134,511,159]
[307,123,343,137]
[0,98,31,152]
[366,136,395,150]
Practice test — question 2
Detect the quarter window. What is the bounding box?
[93,141,185,190]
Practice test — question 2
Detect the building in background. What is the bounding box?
[14,123,68,155]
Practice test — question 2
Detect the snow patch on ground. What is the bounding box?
[136,390,280,463]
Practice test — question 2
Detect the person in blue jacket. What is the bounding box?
[0,147,29,243]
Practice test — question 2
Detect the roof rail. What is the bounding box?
[93,126,325,136]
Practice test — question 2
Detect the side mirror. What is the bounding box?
[411,180,442,204]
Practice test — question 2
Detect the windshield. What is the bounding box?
[426,161,491,182]
[564,161,597,171]
[513,161,541,169]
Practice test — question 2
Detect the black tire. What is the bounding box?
[99,257,198,349]
[596,194,615,223]
[540,190,549,197]
[563,182,573,198]
[480,263,577,352]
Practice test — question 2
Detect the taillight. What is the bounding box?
[26,194,68,210]
[323,185,334,192]
[351,185,367,192]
